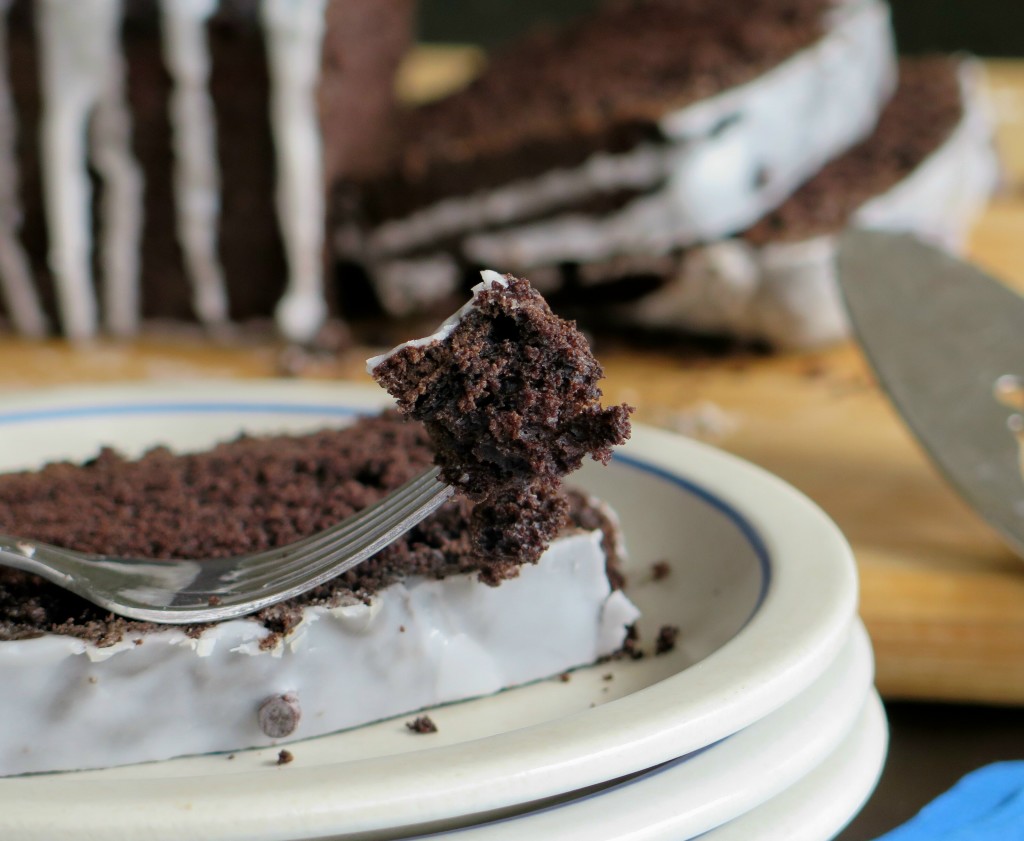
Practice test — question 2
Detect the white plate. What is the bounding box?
[407,621,876,841]
[703,690,888,841]
[0,382,858,840]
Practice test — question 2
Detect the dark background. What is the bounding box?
[419,0,1024,56]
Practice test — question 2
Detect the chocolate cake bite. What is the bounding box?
[369,272,632,577]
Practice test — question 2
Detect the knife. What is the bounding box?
[836,229,1024,560]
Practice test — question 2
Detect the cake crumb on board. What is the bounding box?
[406,715,438,734]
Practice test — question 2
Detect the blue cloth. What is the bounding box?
[873,762,1024,841]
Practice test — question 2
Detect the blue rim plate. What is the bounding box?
[0,381,858,841]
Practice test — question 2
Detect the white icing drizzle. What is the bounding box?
[90,16,144,337]
[261,0,329,343]
[159,0,228,327]
[36,0,142,339]
[0,0,46,336]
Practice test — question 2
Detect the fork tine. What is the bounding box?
[182,471,452,600]
[0,466,455,625]
[216,468,446,583]
[188,482,454,612]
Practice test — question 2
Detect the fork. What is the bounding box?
[0,467,453,625]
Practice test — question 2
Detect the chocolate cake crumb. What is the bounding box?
[651,560,671,581]
[655,625,680,655]
[620,624,644,661]
[406,715,438,734]
[558,672,571,683]
[602,673,613,681]
[276,749,294,766]
[258,693,302,739]
[371,275,631,582]
[208,595,223,607]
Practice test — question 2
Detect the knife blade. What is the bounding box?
[837,229,1024,559]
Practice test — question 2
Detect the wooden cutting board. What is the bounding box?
[0,60,1022,705]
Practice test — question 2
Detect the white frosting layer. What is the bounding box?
[36,0,135,339]
[89,9,145,337]
[364,0,895,297]
[365,144,672,260]
[613,61,1000,349]
[0,0,46,336]
[160,0,229,328]
[0,527,638,776]
[263,0,329,343]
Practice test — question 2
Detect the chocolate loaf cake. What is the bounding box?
[343,0,896,317]
[370,272,631,575]
[0,0,414,341]
[0,411,639,774]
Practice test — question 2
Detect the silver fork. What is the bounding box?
[0,467,453,624]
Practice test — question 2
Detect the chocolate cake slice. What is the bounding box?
[584,57,999,348]
[0,411,638,775]
[343,0,896,317]
[369,272,632,578]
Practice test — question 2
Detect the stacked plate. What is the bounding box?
[0,383,885,841]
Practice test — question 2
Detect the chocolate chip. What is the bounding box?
[258,693,301,738]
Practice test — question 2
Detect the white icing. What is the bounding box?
[6,0,339,339]
[612,61,1000,349]
[36,0,132,339]
[0,527,638,776]
[0,0,46,336]
[262,0,329,343]
[366,144,671,258]
[160,0,229,327]
[366,269,508,373]
[364,0,895,302]
[89,15,145,337]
